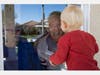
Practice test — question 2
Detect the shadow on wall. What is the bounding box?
[94,50,100,68]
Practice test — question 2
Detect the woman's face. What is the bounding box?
[48,18,64,41]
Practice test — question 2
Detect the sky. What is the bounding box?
[14,4,66,24]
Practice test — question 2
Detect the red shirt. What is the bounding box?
[50,30,99,70]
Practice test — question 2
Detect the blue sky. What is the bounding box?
[14,4,66,24]
[2,4,67,24]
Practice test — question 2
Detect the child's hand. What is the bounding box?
[49,60,56,67]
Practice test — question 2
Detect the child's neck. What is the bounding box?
[67,28,80,33]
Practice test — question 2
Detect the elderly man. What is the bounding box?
[36,11,64,70]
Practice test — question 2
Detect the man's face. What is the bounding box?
[48,18,64,41]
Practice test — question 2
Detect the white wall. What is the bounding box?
[90,5,100,68]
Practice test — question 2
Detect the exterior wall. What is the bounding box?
[90,5,100,68]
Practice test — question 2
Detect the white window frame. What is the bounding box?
[81,4,90,33]
[0,4,4,70]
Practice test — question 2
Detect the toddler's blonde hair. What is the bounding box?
[61,5,84,32]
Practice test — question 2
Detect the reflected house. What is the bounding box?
[34,19,49,34]
[21,20,39,35]
[15,19,49,35]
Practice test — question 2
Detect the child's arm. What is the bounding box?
[49,35,70,66]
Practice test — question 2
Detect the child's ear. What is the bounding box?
[62,20,67,28]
